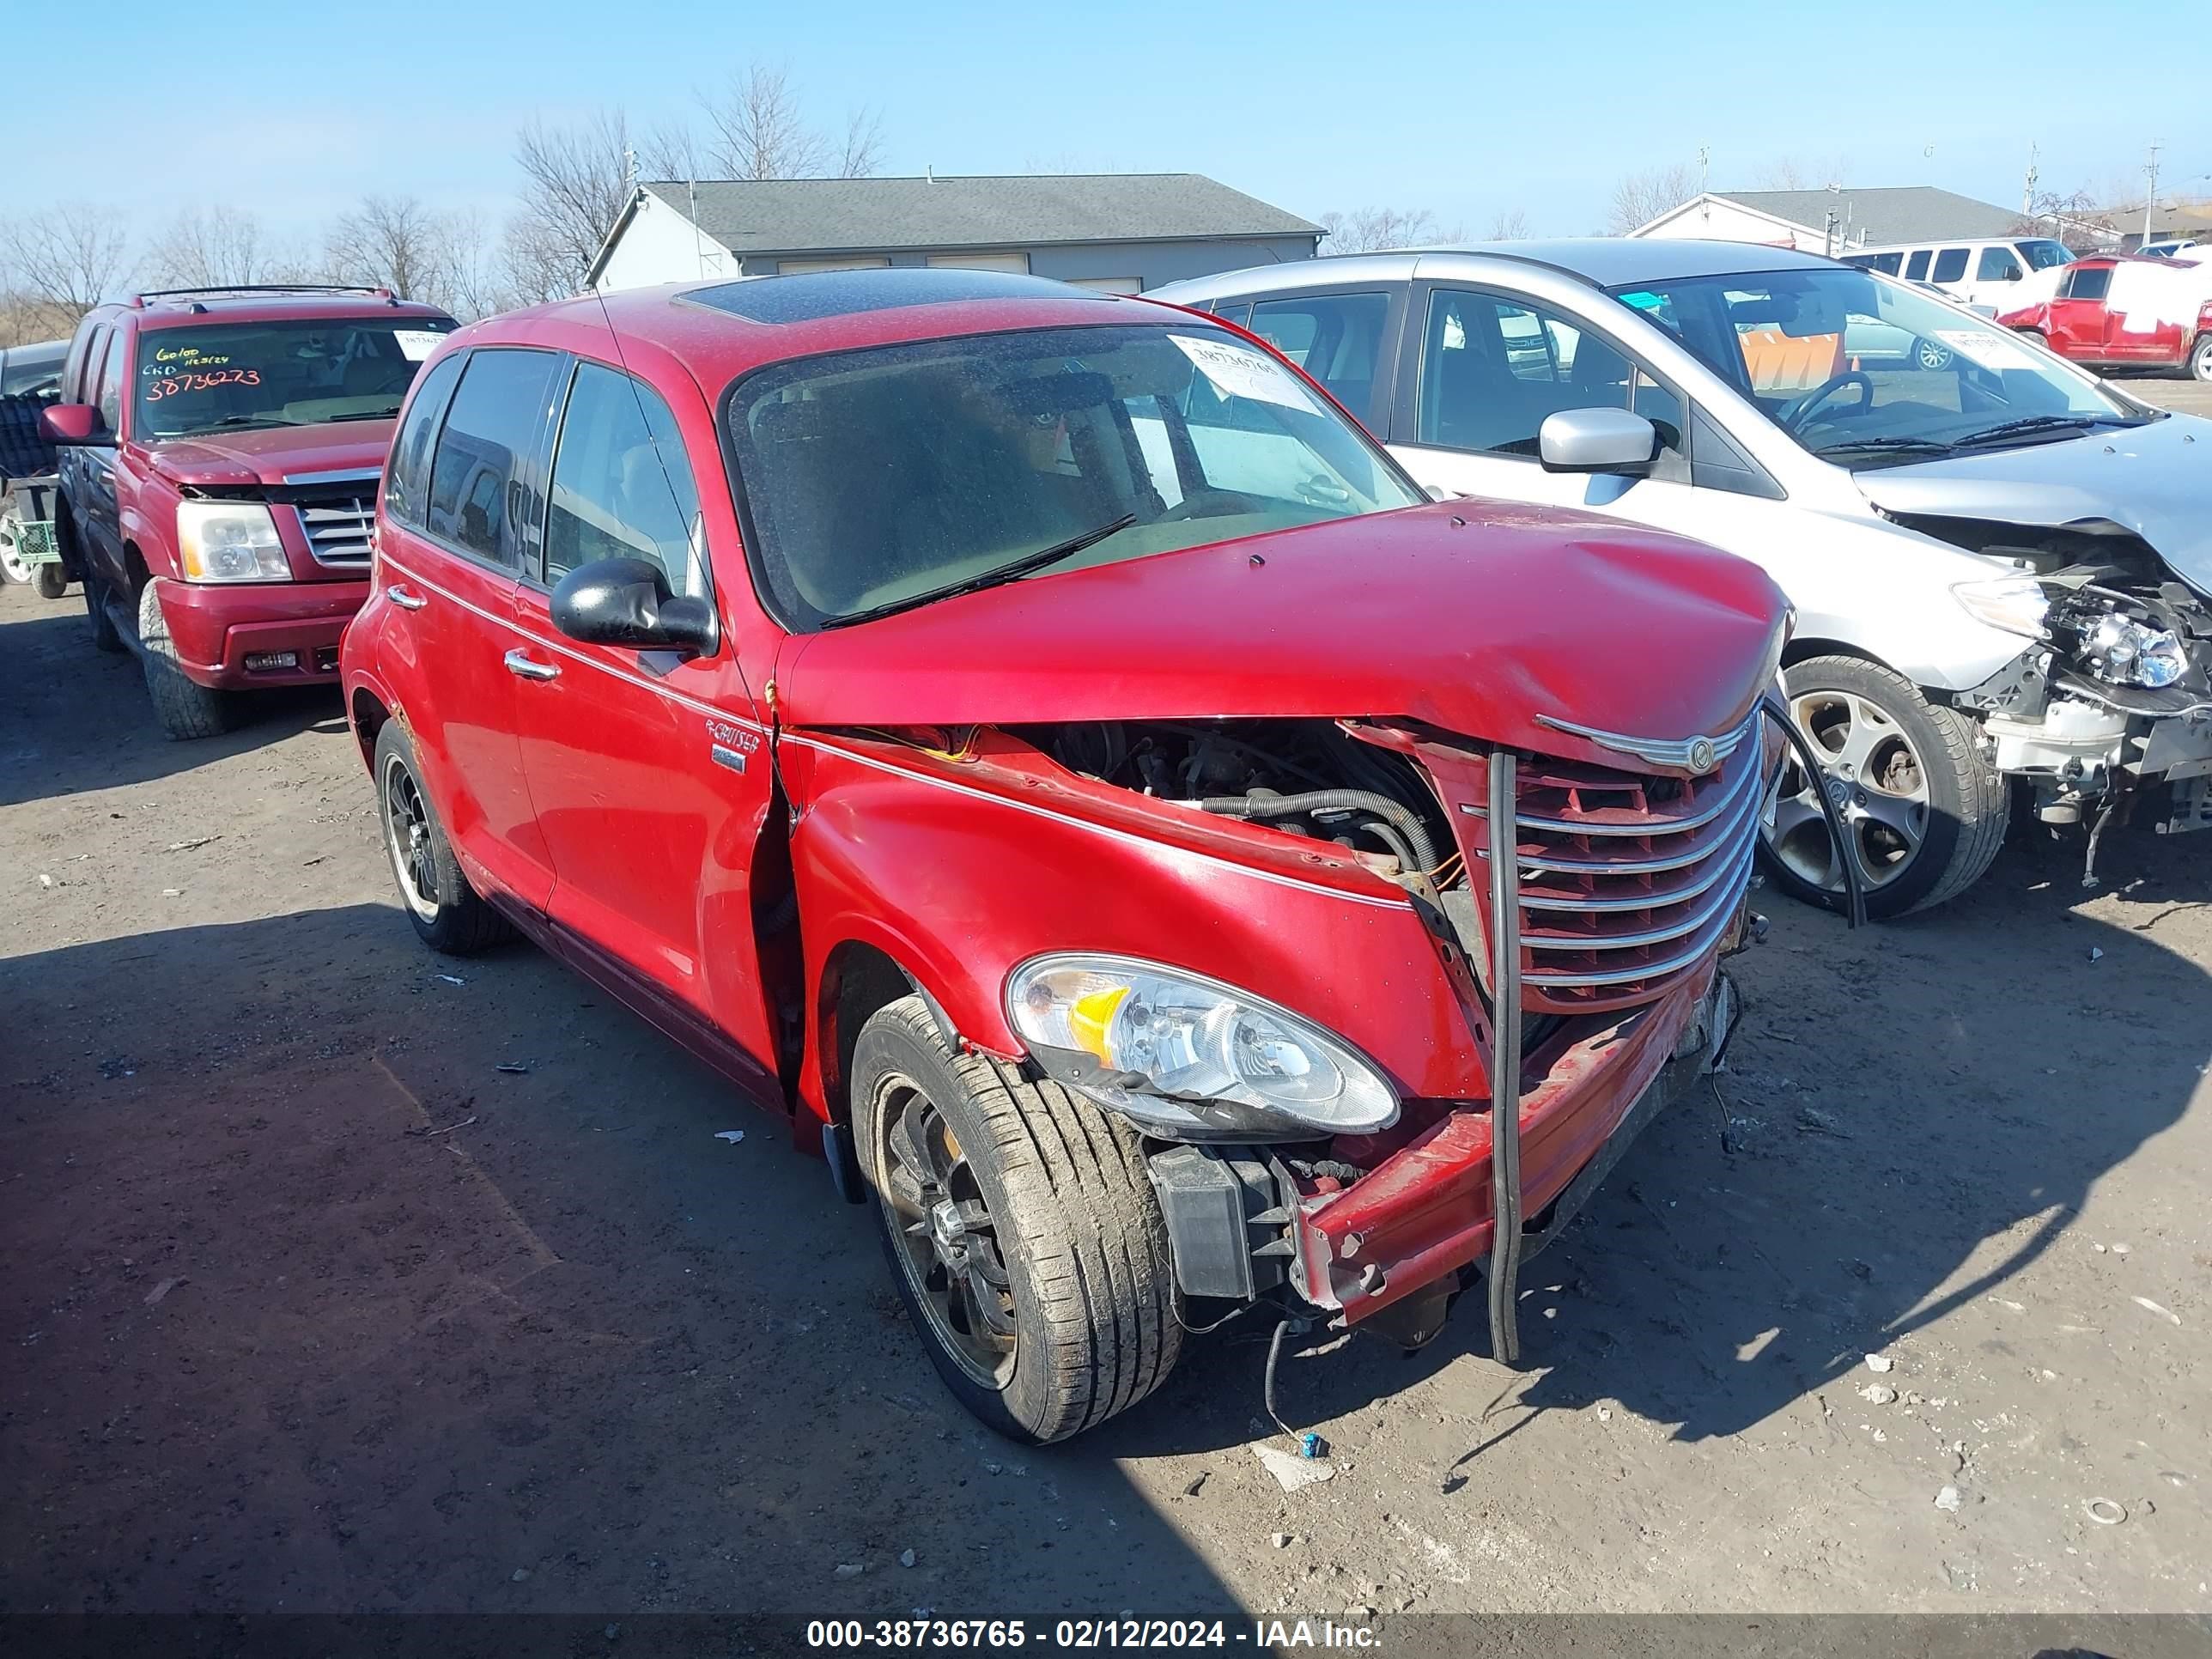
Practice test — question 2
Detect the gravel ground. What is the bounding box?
[3,387,2209,1624]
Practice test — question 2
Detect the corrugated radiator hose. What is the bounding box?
[1197,788,1439,873]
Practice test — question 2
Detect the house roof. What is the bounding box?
[635,173,1323,258]
[1692,186,2023,246]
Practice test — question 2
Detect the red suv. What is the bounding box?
[343,270,1790,1442]
[42,287,458,738]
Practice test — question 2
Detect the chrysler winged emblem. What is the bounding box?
[1534,712,1751,775]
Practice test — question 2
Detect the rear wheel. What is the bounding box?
[853,995,1182,1443]
[374,720,512,955]
[1760,654,2008,918]
[0,502,29,586]
[34,564,68,599]
[137,579,234,740]
[2191,333,2212,384]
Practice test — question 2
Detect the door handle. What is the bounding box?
[504,648,560,682]
[387,585,428,611]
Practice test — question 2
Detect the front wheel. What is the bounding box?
[2191,333,2212,384]
[34,563,69,599]
[1760,654,2008,918]
[853,995,1182,1443]
[137,579,234,740]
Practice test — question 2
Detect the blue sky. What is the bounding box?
[18,0,2209,242]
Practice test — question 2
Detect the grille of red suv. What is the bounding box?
[289,495,374,567]
[1466,712,1771,1015]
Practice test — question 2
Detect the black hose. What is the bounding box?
[1761,691,1864,929]
[1197,788,1438,872]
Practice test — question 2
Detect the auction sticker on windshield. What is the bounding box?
[1934,329,2045,374]
[1170,334,1320,413]
[393,330,447,361]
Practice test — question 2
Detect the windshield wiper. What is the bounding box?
[1949,413,2143,448]
[831,513,1139,628]
[1814,436,1957,460]
[321,409,402,422]
[197,416,300,431]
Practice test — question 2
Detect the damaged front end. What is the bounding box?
[989,710,1783,1359]
[1922,514,2212,860]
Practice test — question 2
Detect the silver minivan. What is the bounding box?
[1152,242,2212,917]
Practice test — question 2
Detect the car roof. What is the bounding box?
[100,289,455,332]
[469,268,1194,389]
[1149,238,1849,306]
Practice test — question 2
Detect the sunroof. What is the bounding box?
[683,267,1111,325]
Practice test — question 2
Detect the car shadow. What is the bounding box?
[1083,816,2209,1462]
[0,597,344,806]
[0,905,1243,1619]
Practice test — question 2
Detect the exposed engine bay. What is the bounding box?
[1905,514,2212,854]
[1012,718,1455,884]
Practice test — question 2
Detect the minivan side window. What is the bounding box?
[1417,289,1683,458]
[1243,293,1389,422]
[384,352,466,529]
[1904,250,1931,281]
[544,362,708,598]
[1976,246,2023,283]
[1929,247,1969,284]
[425,348,562,567]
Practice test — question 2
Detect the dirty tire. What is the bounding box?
[2191,333,2212,384]
[1763,654,2008,919]
[374,720,513,956]
[853,995,1182,1443]
[35,562,69,599]
[137,579,234,740]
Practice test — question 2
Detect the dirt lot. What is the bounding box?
[4,394,2209,1622]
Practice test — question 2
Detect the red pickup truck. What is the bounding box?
[343,270,1791,1441]
[1995,254,2212,382]
[41,287,457,738]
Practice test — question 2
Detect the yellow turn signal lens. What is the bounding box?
[1067,985,1130,1063]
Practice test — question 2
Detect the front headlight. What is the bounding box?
[2081,611,2189,689]
[1006,954,1398,1142]
[1951,575,2049,640]
[177,501,289,582]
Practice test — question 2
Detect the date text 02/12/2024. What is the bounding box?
[804,1618,1382,1649]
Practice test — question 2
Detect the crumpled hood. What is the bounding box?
[779,501,1789,763]
[149,420,395,489]
[1855,410,2212,597]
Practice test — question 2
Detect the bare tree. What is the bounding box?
[1,204,136,318]
[2013,187,2122,255]
[324,196,453,303]
[1750,154,1850,192]
[500,214,578,307]
[1317,207,1460,254]
[1486,208,1533,241]
[514,109,638,297]
[145,207,303,290]
[1607,162,1697,234]
[696,64,880,179]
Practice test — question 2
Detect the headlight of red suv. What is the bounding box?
[177,501,289,582]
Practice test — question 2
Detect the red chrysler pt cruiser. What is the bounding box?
[342,270,1791,1441]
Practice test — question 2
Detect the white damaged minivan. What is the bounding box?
[1152,242,2212,915]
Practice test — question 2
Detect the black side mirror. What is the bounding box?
[550,556,719,657]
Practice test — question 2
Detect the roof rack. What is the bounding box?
[129,284,400,309]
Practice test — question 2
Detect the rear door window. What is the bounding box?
[425,348,562,568]
[544,362,708,597]
[1904,250,1931,281]
[1929,248,1970,284]
[1243,293,1389,423]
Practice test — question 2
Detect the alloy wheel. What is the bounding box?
[1765,688,1930,895]
[870,1072,1018,1388]
[380,755,441,921]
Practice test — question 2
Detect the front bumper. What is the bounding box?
[1291,961,1734,1326]
[155,575,369,690]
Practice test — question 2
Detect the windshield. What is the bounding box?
[726,323,1425,630]
[133,316,457,440]
[1607,267,2139,466]
[2016,239,2072,270]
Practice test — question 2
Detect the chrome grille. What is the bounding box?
[1466,712,1774,1013]
[293,495,374,567]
